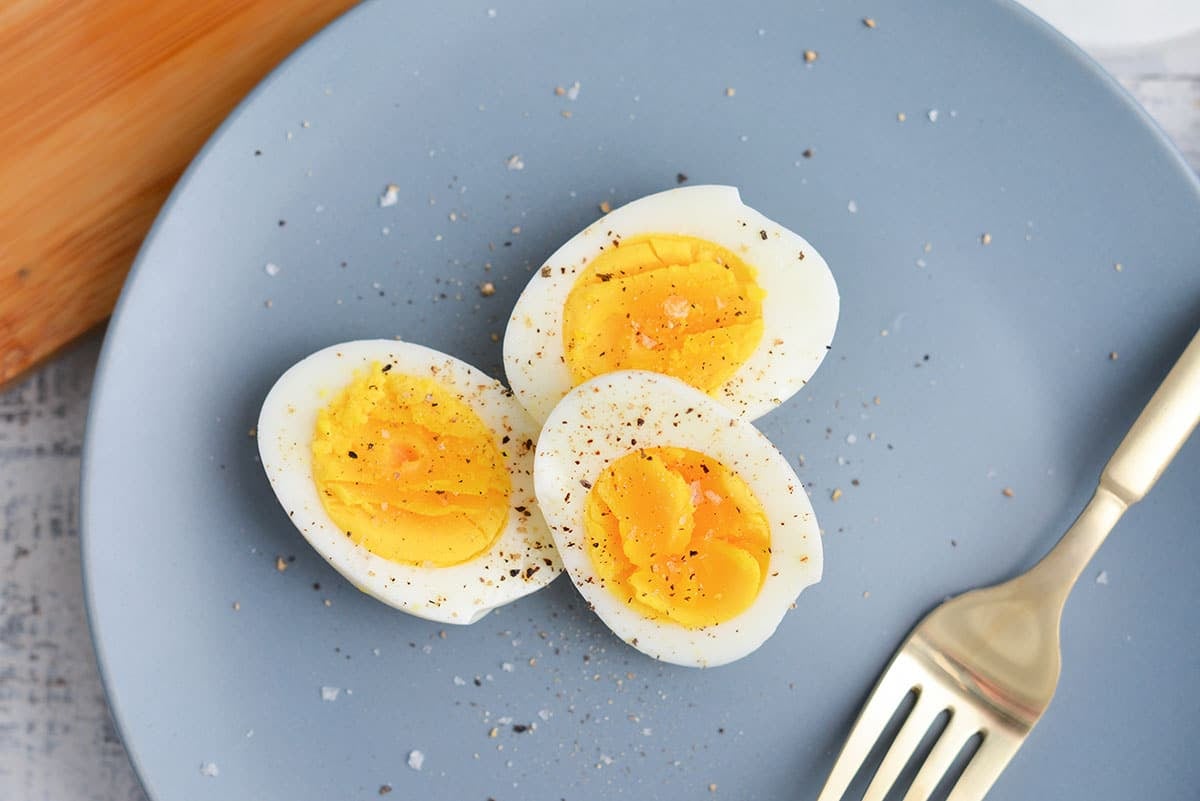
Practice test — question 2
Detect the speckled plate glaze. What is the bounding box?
[82,2,1200,800]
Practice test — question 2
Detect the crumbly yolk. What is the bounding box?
[311,363,511,566]
[561,234,766,394]
[583,447,770,628]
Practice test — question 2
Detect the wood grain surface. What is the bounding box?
[0,0,359,387]
[0,23,1196,801]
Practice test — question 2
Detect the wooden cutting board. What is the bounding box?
[0,0,359,387]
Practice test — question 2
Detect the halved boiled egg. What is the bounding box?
[504,185,839,424]
[258,340,560,624]
[534,370,822,667]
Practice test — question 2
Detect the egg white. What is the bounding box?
[258,340,561,625]
[504,185,839,424]
[534,370,823,667]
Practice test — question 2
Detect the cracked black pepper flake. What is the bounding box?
[348,450,358,459]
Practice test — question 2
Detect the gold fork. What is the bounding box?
[817,328,1200,801]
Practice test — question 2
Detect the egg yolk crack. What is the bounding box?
[562,234,765,394]
[311,364,511,567]
[584,446,770,628]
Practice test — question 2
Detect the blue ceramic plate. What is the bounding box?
[82,1,1200,799]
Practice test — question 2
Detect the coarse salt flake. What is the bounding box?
[408,750,425,770]
[506,154,525,171]
[264,262,281,277]
[663,295,689,319]
[380,184,400,207]
[200,762,219,778]
[321,686,341,701]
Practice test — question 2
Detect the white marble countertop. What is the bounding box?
[1,21,1197,801]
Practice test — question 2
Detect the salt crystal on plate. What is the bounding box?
[847,200,858,214]
[379,184,400,207]
[505,154,525,171]
[264,262,280,277]
[1096,570,1109,585]
[200,762,219,778]
[928,109,940,122]
[321,686,341,702]
[566,81,581,101]
[408,750,425,770]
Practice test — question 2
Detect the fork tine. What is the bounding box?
[942,728,1023,801]
[816,660,919,801]
[860,687,944,801]
[900,714,978,801]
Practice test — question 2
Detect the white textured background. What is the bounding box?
[1,26,1197,801]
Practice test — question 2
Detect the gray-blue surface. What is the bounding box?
[82,1,1200,799]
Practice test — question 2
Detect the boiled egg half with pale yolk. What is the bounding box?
[504,185,839,424]
[534,370,822,667]
[258,340,560,624]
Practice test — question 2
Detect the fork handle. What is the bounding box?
[1027,328,1200,598]
[1101,328,1200,505]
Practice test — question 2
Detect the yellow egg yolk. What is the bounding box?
[311,363,511,567]
[561,234,766,394]
[583,446,770,628]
